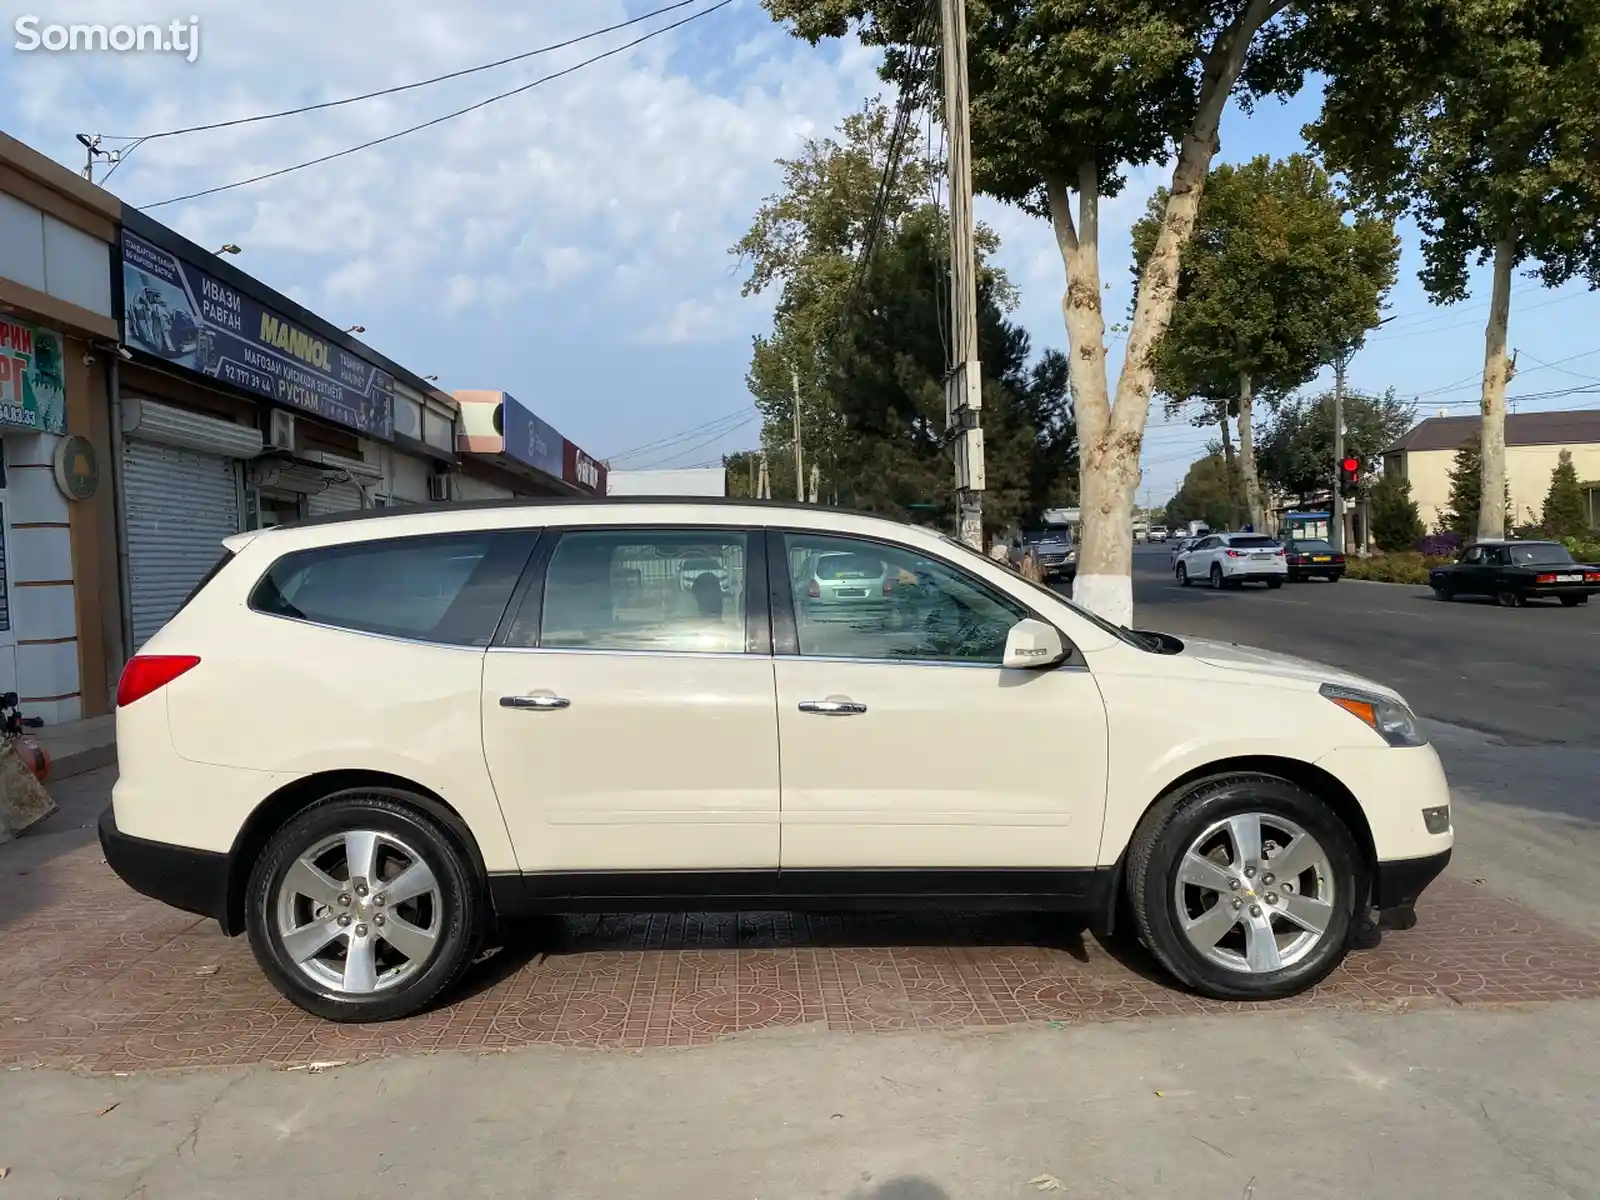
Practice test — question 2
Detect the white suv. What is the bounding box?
[1177,533,1289,590]
[101,501,1451,1022]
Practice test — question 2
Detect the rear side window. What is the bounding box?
[250,531,534,646]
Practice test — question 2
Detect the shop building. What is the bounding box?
[113,209,462,650]
[454,390,607,499]
[0,132,122,724]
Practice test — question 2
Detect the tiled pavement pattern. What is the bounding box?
[2,843,1598,1073]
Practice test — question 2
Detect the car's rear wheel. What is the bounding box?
[1176,563,1190,587]
[1125,774,1363,1001]
[1209,564,1224,589]
[1497,587,1525,608]
[246,790,484,1022]
[1560,595,1588,607]
[1266,579,1283,590]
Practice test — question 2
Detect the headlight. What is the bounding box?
[1066,550,1077,562]
[1319,683,1427,747]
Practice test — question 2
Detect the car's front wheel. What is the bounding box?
[246,790,485,1022]
[1125,774,1363,1001]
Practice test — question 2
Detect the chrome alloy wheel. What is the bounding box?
[274,830,443,995]
[1171,812,1336,974]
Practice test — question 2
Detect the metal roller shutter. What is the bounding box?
[306,481,364,517]
[124,440,241,649]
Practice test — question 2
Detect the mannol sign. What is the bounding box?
[120,230,394,439]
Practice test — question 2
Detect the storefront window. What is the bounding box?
[393,393,423,441]
[424,407,454,453]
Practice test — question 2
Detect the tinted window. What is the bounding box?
[1508,542,1574,565]
[1290,539,1335,553]
[537,529,749,654]
[1228,536,1277,548]
[785,533,1025,664]
[251,532,532,646]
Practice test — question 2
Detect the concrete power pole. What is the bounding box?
[789,361,805,503]
[1331,349,1350,554]
[940,0,984,549]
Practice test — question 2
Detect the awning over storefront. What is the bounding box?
[454,390,606,497]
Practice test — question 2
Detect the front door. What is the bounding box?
[771,530,1109,875]
[480,526,780,876]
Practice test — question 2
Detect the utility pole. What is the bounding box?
[789,361,805,503]
[1331,349,1348,554]
[941,0,984,549]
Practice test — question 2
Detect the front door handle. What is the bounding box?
[500,693,571,711]
[798,699,867,716]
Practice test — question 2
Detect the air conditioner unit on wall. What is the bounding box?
[268,409,296,451]
[428,473,450,502]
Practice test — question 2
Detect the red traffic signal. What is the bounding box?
[1338,456,1361,495]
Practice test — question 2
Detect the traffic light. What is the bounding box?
[1338,456,1361,496]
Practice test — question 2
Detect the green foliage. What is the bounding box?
[1438,439,1511,535]
[1165,453,1242,532]
[1345,551,1454,585]
[1559,536,1600,562]
[1308,0,1600,303]
[1368,471,1426,552]
[732,104,1075,534]
[1254,388,1417,501]
[1541,450,1592,538]
[1132,155,1399,413]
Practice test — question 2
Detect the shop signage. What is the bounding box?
[120,230,394,440]
[0,318,67,435]
[53,434,100,501]
[496,393,565,479]
[563,438,606,494]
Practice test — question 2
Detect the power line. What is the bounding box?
[634,413,759,469]
[107,1,706,145]
[141,0,732,209]
[604,406,757,463]
[1368,288,1589,343]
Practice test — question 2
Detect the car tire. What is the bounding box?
[1176,564,1190,587]
[1327,574,1341,583]
[1266,579,1283,590]
[1560,595,1588,607]
[1210,564,1224,589]
[1496,587,1525,608]
[246,789,485,1023]
[1125,773,1365,1001]
[1432,584,1453,601]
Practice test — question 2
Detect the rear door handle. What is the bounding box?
[798,699,867,716]
[500,693,571,711]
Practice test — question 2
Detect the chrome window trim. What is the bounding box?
[481,644,1089,672]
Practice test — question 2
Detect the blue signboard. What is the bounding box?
[120,230,394,439]
[496,392,564,478]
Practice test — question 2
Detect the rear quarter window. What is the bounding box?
[249,531,535,647]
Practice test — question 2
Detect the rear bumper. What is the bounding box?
[1525,586,1599,599]
[1373,849,1451,912]
[99,805,232,929]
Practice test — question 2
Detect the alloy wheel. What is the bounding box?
[1210,564,1223,589]
[1171,812,1335,975]
[274,829,443,995]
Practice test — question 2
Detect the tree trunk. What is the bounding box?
[1477,235,1515,540]
[1067,0,1281,624]
[1237,372,1265,532]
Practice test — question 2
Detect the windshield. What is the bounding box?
[1508,542,1575,565]
[816,553,883,579]
[941,535,1158,651]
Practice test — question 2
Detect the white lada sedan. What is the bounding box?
[101,500,1452,1022]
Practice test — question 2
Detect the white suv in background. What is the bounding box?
[101,501,1451,1022]
[1177,533,1289,590]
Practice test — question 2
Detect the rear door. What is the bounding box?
[480,525,781,876]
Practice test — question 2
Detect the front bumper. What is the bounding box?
[1373,849,1452,912]
[99,805,232,929]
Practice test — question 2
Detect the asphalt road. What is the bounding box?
[1114,545,1600,749]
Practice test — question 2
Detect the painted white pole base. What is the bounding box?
[1070,573,1133,627]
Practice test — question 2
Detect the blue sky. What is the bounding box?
[6,0,1597,502]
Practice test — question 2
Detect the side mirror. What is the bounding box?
[1003,618,1068,669]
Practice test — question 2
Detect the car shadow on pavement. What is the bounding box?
[848,1179,950,1200]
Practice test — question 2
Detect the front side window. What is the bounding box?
[785,532,1025,664]
[251,531,532,646]
[537,529,749,654]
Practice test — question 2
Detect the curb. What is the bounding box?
[47,743,118,782]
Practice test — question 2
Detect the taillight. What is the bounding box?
[117,655,201,707]
[807,580,820,598]
[1587,572,1600,583]
[1273,548,1285,557]
[1226,549,1242,558]
[1537,573,1556,584]
[882,577,894,595]
[1333,554,1346,564]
